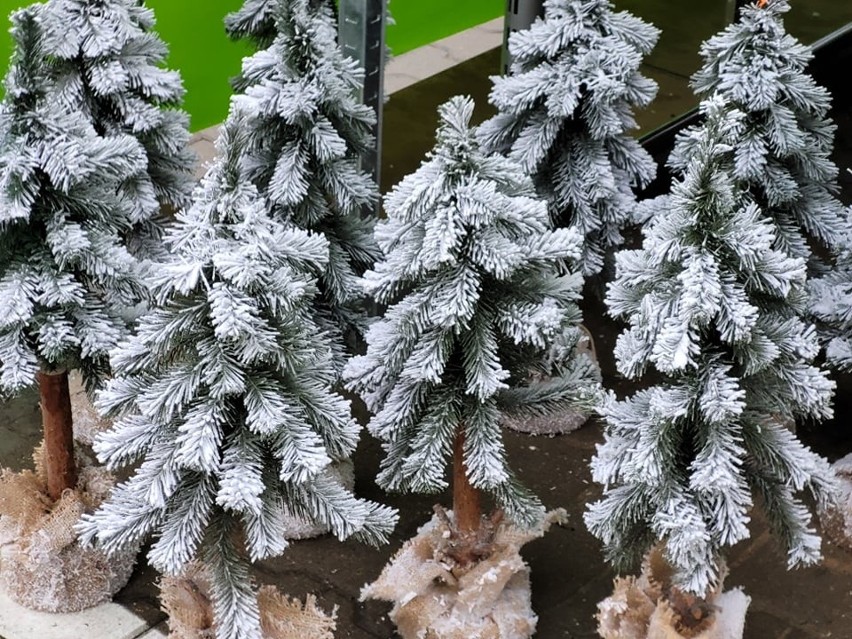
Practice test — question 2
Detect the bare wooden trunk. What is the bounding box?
[38,370,77,500]
[452,429,482,536]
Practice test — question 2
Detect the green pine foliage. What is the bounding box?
[235,0,380,370]
[345,96,600,527]
[39,0,196,258]
[586,97,836,596]
[78,115,396,639]
[0,7,147,392]
[480,0,659,278]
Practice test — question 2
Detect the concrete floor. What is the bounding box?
[3,8,852,639]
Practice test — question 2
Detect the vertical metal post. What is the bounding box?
[502,0,545,74]
[338,0,386,189]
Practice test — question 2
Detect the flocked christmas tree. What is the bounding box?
[478,0,659,278]
[585,96,836,599]
[668,0,846,269]
[234,0,380,368]
[0,7,147,498]
[77,114,396,639]
[39,0,196,257]
[345,96,599,545]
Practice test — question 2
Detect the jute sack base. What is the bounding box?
[160,562,337,639]
[502,326,600,436]
[818,453,852,552]
[0,445,136,612]
[362,509,566,639]
[597,548,750,639]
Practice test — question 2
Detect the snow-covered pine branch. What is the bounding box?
[345,96,600,527]
[586,96,836,597]
[233,0,380,371]
[77,114,396,639]
[479,0,659,278]
[0,7,147,392]
[40,0,196,259]
[226,0,280,52]
[669,0,846,268]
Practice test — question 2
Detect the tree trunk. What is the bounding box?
[452,428,482,535]
[38,370,77,500]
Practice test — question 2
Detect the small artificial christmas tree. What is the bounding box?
[0,6,146,499]
[669,0,846,268]
[39,0,196,257]
[77,114,396,639]
[586,96,835,621]
[346,96,599,637]
[478,0,659,279]
[234,0,380,367]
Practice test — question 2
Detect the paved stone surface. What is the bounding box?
[0,588,150,639]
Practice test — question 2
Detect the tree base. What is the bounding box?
[597,548,750,639]
[0,444,136,613]
[361,509,566,639]
[502,326,599,436]
[160,563,337,639]
[818,453,852,552]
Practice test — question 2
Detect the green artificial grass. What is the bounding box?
[0,0,501,130]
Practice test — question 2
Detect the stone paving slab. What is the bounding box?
[0,588,151,639]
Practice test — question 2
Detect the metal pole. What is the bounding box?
[338,0,386,189]
[502,0,545,74]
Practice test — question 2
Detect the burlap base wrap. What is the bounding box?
[597,548,750,639]
[361,509,566,639]
[0,444,136,612]
[160,562,337,639]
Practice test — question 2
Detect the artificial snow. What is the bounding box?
[597,548,750,639]
[819,453,852,552]
[160,563,337,639]
[0,444,136,613]
[361,509,566,639]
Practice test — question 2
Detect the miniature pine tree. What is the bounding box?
[77,114,396,639]
[585,96,836,596]
[0,7,147,498]
[39,0,196,257]
[478,0,659,278]
[234,0,380,368]
[669,0,846,267]
[811,211,852,371]
[344,96,599,549]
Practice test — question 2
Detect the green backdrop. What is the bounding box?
[0,0,502,130]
